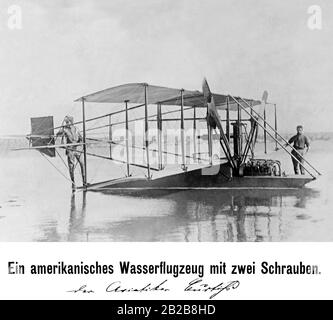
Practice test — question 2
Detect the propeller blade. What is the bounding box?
[262,90,268,104]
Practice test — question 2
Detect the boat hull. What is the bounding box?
[85,163,315,191]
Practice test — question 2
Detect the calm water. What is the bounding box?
[0,138,332,242]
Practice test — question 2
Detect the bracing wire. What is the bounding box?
[55,148,69,170]
[40,152,73,183]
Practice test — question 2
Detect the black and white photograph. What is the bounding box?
[0,0,332,302]
[1,0,331,242]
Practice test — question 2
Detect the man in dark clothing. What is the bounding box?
[287,125,310,175]
[57,115,86,189]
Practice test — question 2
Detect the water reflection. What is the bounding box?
[68,192,87,241]
[36,188,320,242]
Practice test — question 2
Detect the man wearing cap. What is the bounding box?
[287,125,310,175]
[57,116,86,189]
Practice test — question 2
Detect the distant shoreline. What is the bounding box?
[1,132,333,138]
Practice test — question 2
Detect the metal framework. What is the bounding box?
[76,84,320,186]
[81,98,87,185]
[228,95,321,178]
[18,81,321,190]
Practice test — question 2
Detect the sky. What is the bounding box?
[1,0,333,135]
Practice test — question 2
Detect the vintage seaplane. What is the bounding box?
[14,79,321,192]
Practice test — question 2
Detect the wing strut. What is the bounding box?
[229,95,319,178]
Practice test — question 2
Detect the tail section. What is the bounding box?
[28,116,55,157]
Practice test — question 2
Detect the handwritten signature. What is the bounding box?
[184,278,240,299]
[67,278,240,299]
[106,279,170,293]
[67,285,94,294]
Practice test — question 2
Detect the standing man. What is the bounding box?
[57,115,86,189]
[287,125,310,175]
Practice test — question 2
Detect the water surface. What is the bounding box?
[0,138,332,242]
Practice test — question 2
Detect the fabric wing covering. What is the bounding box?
[75,83,261,111]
